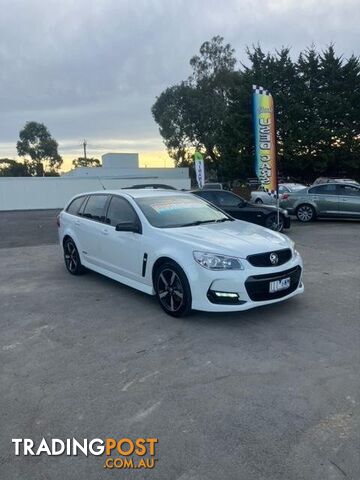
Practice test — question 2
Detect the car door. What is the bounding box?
[76,194,109,267]
[337,184,360,217]
[308,184,339,215]
[211,191,258,223]
[101,195,144,281]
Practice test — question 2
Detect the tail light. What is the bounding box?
[281,193,289,200]
[56,215,60,227]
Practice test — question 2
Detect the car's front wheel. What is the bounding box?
[63,238,85,275]
[296,204,316,222]
[155,261,192,317]
[265,213,284,232]
[255,198,263,204]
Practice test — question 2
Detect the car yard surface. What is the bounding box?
[0,211,359,480]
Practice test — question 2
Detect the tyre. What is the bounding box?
[63,238,85,275]
[155,261,192,317]
[255,198,263,204]
[296,204,315,222]
[265,213,284,232]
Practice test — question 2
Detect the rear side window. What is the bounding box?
[106,196,139,226]
[337,185,360,196]
[82,195,108,222]
[67,196,86,215]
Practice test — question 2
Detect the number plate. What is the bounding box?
[269,277,290,293]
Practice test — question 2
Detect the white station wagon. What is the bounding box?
[58,190,304,316]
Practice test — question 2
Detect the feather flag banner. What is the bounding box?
[252,85,277,196]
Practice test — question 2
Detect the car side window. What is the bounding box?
[106,196,139,227]
[213,191,242,207]
[337,185,360,196]
[82,195,108,222]
[309,184,337,195]
[66,196,86,215]
[195,191,215,202]
[278,186,287,194]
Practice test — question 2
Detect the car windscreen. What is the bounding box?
[134,195,230,228]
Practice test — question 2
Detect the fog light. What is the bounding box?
[214,292,238,298]
[207,289,246,305]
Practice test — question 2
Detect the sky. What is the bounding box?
[0,0,359,170]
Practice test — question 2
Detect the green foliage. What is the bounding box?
[16,121,63,176]
[72,157,101,168]
[0,159,31,176]
[152,38,360,182]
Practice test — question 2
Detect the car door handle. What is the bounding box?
[101,228,109,235]
[75,220,81,226]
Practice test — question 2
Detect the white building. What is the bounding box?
[63,152,189,188]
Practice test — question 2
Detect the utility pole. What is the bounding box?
[83,139,87,160]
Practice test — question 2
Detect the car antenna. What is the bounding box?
[97,177,106,190]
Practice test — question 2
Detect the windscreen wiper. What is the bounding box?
[178,218,231,227]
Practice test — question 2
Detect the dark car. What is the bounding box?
[191,189,290,231]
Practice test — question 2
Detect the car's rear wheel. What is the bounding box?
[63,238,85,275]
[155,262,192,317]
[296,204,315,222]
[265,213,284,232]
[255,198,263,204]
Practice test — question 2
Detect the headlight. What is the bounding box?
[193,251,244,270]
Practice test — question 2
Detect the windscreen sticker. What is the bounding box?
[150,198,201,213]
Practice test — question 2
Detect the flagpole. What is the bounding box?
[273,96,280,231]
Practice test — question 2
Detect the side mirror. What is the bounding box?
[115,221,142,234]
[238,202,246,208]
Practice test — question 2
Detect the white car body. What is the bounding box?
[251,183,307,205]
[58,190,304,313]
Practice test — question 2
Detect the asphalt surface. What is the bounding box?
[0,211,359,480]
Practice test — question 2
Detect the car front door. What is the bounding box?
[101,195,144,282]
[211,191,259,223]
[76,194,109,267]
[308,184,339,215]
[337,184,360,217]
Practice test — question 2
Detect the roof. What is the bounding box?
[73,189,191,199]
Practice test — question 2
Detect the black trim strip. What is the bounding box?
[142,253,148,277]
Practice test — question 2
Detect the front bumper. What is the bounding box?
[188,252,304,312]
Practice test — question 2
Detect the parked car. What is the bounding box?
[203,182,223,190]
[280,182,360,222]
[250,183,307,205]
[58,190,303,316]
[312,177,359,186]
[191,189,290,232]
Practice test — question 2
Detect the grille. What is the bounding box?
[245,266,302,301]
[247,248,292,267]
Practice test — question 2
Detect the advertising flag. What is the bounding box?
[194,152,205,189]
[252,85,277,196]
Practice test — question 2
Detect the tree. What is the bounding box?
[152,39,360,183]
[72,157,101,168]
[0,159,31,176]
[16,121,63,176]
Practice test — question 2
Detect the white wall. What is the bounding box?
[0,177,191,211]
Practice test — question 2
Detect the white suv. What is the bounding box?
[58,190,304,316]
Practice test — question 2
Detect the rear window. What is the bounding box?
[82,195,108,222]
[67,196,86,215]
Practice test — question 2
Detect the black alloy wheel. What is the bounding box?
[64,238,85,275]
[155,262,192,317]
[265,213,284,232]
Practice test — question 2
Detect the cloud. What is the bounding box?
[0,0,359,160]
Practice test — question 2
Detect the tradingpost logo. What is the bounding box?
[12,437,159,470]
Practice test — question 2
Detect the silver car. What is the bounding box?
[251,183,306,205]
[280,182,360,222]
